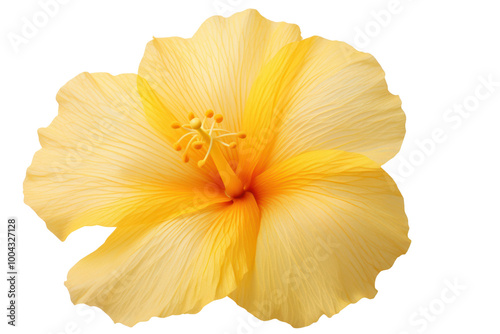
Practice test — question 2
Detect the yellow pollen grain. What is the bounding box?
[205,109,214,118]
[214,114,223,123]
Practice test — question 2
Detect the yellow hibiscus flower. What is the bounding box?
[24,9,410,328]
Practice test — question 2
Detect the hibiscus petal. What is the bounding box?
[230,150,410,328]
[65,192,260,326]
[138,9,302,164]
[238,36,405,182]
[24,72,227,241]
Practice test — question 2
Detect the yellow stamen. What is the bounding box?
[171,122,181,129]
[186,134,197,150]
[197,129,242,197]
[237,132,247,139]
[171,111,246,198]
[208,119,217,136]
[174,132,196,147]
[198,133,214,169]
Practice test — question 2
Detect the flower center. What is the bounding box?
[170,110,247,198]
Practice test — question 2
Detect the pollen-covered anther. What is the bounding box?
[193,141,203,150]
[173,143,182,151]
[229,142,237,149]
[205,109,214,118]
[171,122,181,129]
[237,132,247,139]
[188,112,195,121]
[214,114,223,123]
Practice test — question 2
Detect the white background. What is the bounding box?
[1,0,499,333]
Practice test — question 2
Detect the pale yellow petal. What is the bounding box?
[138,9,302,164]
[238,36,405,182]
[24,72,227,241]
[231,150,410,328]
[65,192,260,326]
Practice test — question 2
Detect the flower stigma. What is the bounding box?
[170,110,247,198]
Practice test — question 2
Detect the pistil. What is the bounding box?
[171,111,246,198]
